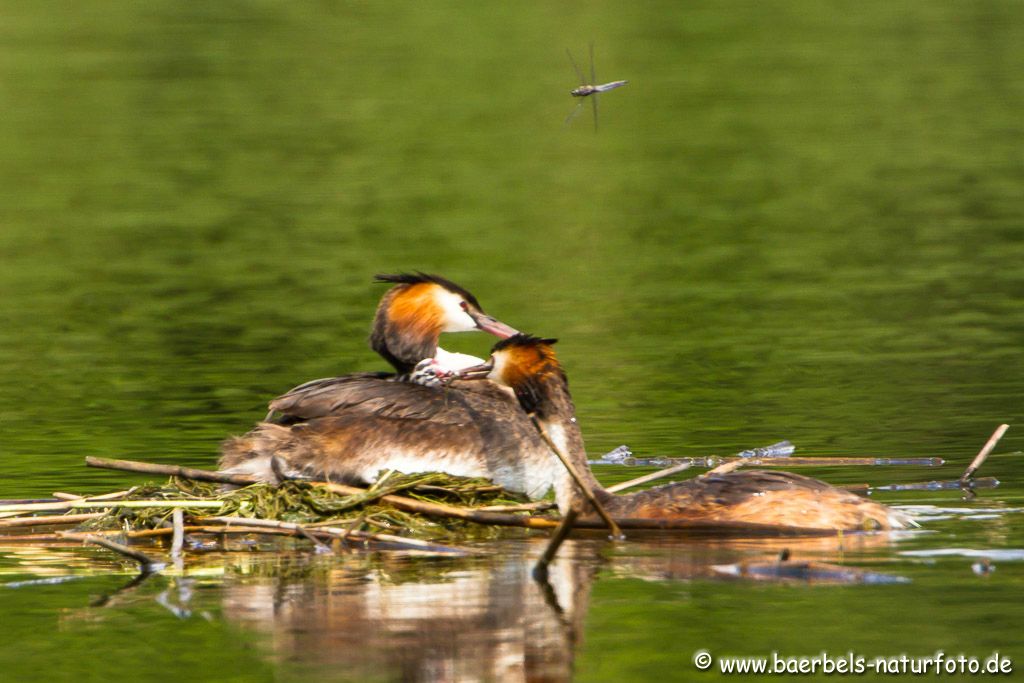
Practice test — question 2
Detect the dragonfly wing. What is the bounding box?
[566,48,585,86]
[589,42,596,86]
[564,99,586,126]
[591,93,599,132]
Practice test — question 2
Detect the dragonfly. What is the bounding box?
[565,44,628,131]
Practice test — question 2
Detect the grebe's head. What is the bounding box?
[375,272,518,336]
[460,334,566,415]
[370,272,519,373]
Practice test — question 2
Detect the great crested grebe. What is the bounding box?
[265,272,519,421]
[218,277,572,494]
[459,335,912,532]
[218,367,572,495]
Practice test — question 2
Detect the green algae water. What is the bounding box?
[1,2,1023,681]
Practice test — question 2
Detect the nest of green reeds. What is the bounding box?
[78,472,532,542]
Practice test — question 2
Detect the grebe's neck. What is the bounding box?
[529,376,609,514]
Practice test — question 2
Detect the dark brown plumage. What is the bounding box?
[219,379,570,498]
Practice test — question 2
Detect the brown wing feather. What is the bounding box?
[268,374,514,425]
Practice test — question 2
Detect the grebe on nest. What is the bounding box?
[459,335,912,533]
[219,275,571,497]
[266,273,519,421]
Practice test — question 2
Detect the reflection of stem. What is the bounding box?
[90,569,158,608]
[63,532,163,572]
[533,509,578,582]
[171,509,184,557]
[532,558,575,634]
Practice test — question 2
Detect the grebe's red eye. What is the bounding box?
[460,301,469,311]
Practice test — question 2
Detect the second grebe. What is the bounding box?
[459,335,912,532]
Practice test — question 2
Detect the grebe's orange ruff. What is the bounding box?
[459,336,912,533]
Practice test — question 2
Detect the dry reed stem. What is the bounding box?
[960,424,1009,483]
[62,532,162,570]
[607,462,693,493]
[0,512,105,529]
[530,415,623,539]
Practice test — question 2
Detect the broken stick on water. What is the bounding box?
[960,424,1009,484]
[171,508,184,559]
[606,462,693,493]
[62,533,164,572]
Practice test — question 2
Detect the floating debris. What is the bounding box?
[712,556,910,584]
[893,505,1023,523]
[971,559,995,576]
[900,548,1024,562]
[872,477,1000,492]
[737,441,796,459]
[3,575,88,589]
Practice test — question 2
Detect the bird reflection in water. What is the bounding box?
[214,533,898,681]
[27,531,902,682]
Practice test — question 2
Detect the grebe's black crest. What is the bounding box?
[374,272,482,310]
[491,334,559,352]
[489,334,565,417]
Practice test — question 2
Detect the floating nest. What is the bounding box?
[73,472,535,543]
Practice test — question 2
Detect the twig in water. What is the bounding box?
[704,458,748,477]
[0,512,105,529]
[475,501,556,513]
[62,533,164,573]
[593,455,944,468]
[873,477,1000,492]
[0,498,222,515]
[86,456,259,486]
[171,508,184,559]
[960,424,1009,484]
[607,462,692,493]
[0,498,62,506]
[529,415,623,540]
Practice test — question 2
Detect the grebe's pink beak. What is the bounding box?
[456,358,494,380]
[468,311,519,339]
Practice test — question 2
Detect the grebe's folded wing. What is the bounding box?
[698,470,836,496]
[268,372,477,423]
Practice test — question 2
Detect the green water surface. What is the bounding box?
[1,2,1022,681]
